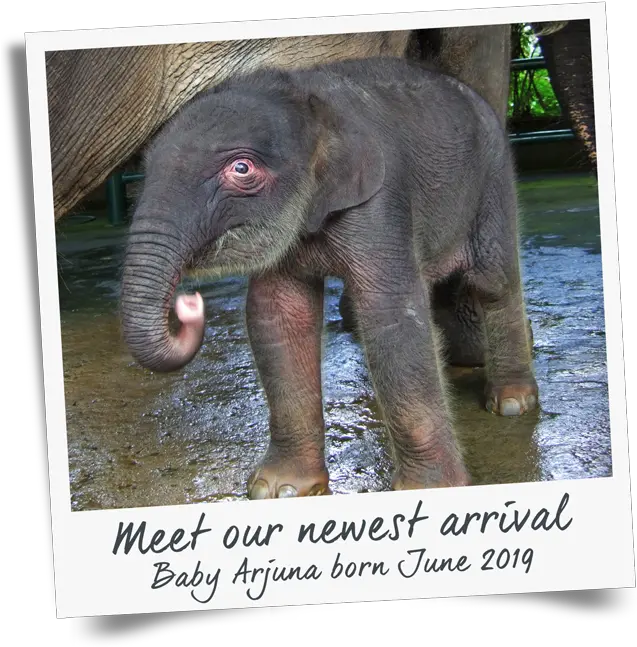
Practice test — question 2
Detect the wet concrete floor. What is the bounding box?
[56,172,610,511]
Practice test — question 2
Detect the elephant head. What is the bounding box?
[120,70,384,372]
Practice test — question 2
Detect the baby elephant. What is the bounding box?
[121,58,538,498]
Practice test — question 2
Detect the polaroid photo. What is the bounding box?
[25,1,634,618]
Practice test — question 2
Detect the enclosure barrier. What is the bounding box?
[511,56,547,71]
[104,56,574,225]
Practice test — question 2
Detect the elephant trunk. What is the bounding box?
[120,218,205,372]
[537,20,596,168]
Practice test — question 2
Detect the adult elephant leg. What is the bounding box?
[47,47,167,219]
[534,20,596,168]
[432,24,512,122]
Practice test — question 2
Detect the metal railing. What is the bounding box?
[511,56,547,71]
[105,55,572,225]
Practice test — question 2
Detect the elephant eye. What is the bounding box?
[231,159,253,175]
[222,157,267,194]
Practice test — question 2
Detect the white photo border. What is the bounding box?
[25,1,635,618]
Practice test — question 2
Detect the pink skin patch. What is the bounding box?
[175,292,204,324]
[173,293,205,357]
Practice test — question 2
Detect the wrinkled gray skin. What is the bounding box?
[121,59,538,498]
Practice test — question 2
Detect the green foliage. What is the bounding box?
[509,24,561,119]
[515,23,539,58]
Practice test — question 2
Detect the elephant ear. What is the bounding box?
[306,94,385,233]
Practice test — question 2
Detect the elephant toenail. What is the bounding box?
[249,479,270,499]
[309,485,327,496]
[277,485,297,498]
[526,394,537,410]
[501,398,522,416]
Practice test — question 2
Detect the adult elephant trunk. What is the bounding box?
[534,20,596,169]
[120,216,205,373]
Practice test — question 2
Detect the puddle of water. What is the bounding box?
[57,172,610,511]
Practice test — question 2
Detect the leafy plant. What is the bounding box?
[509,24,561,119]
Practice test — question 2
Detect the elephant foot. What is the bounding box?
[485,380,538,416]
[247,452,330,499]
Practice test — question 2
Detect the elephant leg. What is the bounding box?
[469,183,538,416]
[245,272,329,499]
[432,24,512,123]
[535,20,596,168]
[350,269,470,490]
[474,279,538,416]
